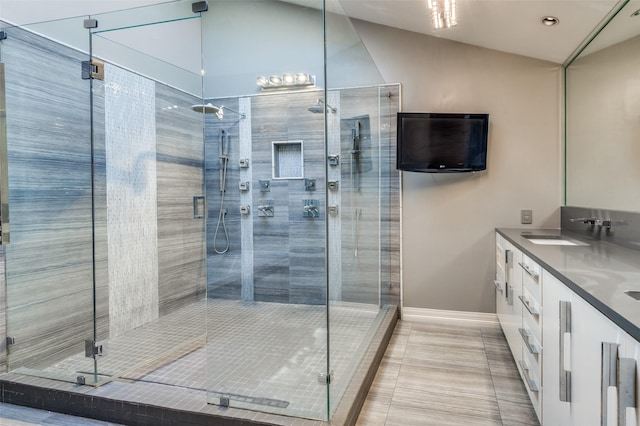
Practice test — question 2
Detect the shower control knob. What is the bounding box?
[239,181,250,191]
[239,205,251,215]
[239,158,250,168]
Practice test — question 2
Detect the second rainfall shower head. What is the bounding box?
[191,103,246,120]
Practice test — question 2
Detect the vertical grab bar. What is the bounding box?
[559,301,572,402]
[353,208,362,257]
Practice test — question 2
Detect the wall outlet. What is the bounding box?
[521,209,533,224]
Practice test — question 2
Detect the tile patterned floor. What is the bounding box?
[6,299,385,422]
[0,314,537,425]
[356,317,540,426]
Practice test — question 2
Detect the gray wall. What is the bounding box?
[206,86,400,306]
[353,20,563,313]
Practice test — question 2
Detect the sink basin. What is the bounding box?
[522,235,589,246]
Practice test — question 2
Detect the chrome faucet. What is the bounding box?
[570,217,623,230]
[257,204,274,217]
[569,217,597,225]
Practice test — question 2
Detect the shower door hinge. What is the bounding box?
[317,371,333,385]
[81,59,104,81]
[0,31,7,41]
[85,339,107,359]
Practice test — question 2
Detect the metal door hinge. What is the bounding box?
[0,31,7,41]
[85,339,107,358]
[82,59,104,80]
[6,336,15,346]
[318,371,333,385]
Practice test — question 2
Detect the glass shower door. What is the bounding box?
[202,0,330,420]
[87,1,207,387]
[1,16,97,380]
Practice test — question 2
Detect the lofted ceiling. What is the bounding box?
[0,0,631,64]
[305,0,622,64]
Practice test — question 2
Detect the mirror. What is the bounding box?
[565,0,640,212]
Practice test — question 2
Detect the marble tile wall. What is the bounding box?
[206,85,400,307]
[0,23,206,370]
[0,246,6,373]
[1,25,97,369]
[104,64,159,338]
[155,83,206,316]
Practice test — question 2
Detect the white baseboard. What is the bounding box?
[401,307,498,324]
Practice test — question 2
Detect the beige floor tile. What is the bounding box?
[357,317,540,426]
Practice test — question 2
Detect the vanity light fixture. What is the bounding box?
[427,0,457,30]
[541,16,560,26]
[257,73,316,91]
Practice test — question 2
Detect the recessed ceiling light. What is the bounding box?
[631,9,640,17]
[541,16,559,26]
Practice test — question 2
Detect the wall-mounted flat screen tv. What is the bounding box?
[397,112,489,173]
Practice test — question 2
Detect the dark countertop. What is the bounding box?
[497,228,640,342]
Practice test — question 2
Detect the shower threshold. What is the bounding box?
[0,300,397,426]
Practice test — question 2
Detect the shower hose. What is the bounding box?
[213,136,230,254]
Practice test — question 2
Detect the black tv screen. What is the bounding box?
[397,113,489,173]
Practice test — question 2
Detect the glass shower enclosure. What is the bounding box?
[0,0,400,423]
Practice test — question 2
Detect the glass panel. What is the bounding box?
[324,0,400,420]
[88,2,207,392]
[1,16,95,381]
[202,0,329,420]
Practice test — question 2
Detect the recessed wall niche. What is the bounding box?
[272,140,303,179]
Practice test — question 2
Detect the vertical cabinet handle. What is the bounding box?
[559,301,571,402]
[601,342,618,426]
[601,342,637,426]
[618,358,636,426]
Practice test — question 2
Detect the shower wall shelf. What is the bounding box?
[272,140,303,180]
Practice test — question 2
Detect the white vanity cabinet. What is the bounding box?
[542,272,625,426]
[497,230,640,425]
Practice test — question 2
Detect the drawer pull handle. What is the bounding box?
[494,280,504,292]
[518,360,539,393]
[519,328,540,354]
[518,295,540,316]
[519,262,539,280]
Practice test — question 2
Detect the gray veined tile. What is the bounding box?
[385,403,502,426]
[401,342,490,374]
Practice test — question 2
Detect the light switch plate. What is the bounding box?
[521,209,533,224]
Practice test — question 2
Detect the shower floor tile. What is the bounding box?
[13,299,386,422]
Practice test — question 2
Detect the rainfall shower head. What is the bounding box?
[308,99,336,114]
[191,103,246,120]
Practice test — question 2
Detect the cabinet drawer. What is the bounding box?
[520,254,541,301]
[519,355,542,419]
[520,287,542,343]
